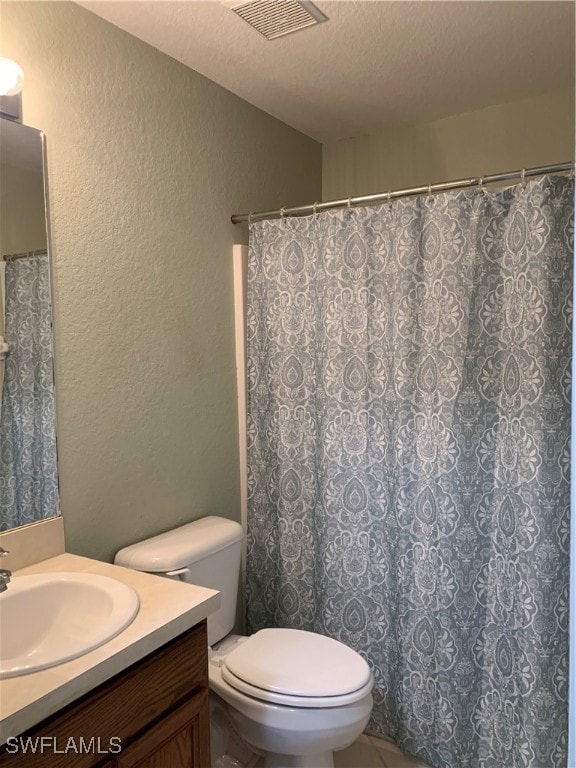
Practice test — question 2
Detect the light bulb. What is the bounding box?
[0,58,24,96]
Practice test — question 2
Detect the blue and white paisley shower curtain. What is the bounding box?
[246,175,574,768]
[0,252,59,530]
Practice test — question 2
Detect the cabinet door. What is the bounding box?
[111,691,210,768]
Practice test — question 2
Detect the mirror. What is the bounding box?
[0,117,60,531]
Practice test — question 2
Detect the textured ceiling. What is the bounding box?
[77,0,575,142]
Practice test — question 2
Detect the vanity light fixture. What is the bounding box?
[0,58,23,121]
[0,58,23,96]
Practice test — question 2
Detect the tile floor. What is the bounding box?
[214,724,431,768]
[334,734,431,768]
[232,733,431,768]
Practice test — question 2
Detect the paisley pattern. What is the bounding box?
[245,176,573,768]
[0,253,59,530]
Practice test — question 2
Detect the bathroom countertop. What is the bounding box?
[0,553,220,746]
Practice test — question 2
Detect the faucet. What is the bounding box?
[0,547,10,593]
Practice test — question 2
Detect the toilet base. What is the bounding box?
[211,691,337,768]
[264,751,333,768]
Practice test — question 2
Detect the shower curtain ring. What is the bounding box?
[347,197,352,209]
[280,207,286,219]
[428,183,432,198]
[387,190,392,205]
[521,169,527,188]
[248,212,254,225]
[478,176,484,187]
[313,201,319,216]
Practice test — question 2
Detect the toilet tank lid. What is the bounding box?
[114,516,243,572]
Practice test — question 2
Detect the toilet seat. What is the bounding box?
[221,664,374,708]
[221,628,373,708]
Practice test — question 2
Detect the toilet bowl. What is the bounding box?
[209,632,373,768]
[115,516,374,768]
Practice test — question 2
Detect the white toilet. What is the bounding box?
[115,516,373,768]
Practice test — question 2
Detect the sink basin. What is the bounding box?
[0,572,140,678]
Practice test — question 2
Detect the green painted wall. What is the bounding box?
[0,1,321,561]
[323,89,575,198]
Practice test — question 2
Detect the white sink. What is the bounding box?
[0,572,140,678]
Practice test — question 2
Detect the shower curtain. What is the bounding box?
[0,252,58,530]
[245,175,573,768]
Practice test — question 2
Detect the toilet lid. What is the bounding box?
[220,665,374,708]
[222,628,372,698]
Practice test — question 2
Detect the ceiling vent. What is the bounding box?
[225,0,327,40]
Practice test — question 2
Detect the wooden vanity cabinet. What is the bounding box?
[0,621,211,768]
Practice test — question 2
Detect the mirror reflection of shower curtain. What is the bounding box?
[0,251,59,530]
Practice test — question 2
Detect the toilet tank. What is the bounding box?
[114,516,243,646]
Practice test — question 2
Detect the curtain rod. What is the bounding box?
[231,161,574,224]
[3,249,48,262]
